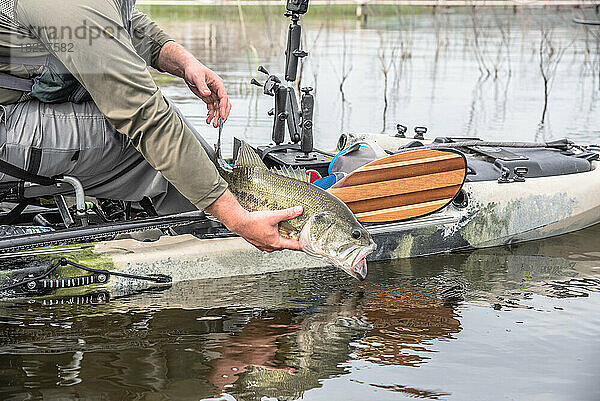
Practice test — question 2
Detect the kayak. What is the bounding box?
[3,0,599,300]
[1,133,598,300]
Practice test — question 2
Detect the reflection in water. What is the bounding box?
[205,312,300,392]
[355,284,461,367]
[1,225,599,400]
[354,381,451,400]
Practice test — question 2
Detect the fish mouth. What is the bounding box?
[344,242,376,281]
[298,222,377,281]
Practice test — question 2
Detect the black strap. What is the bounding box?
[0,158,56,186]
[0,71,34,92]
[0,54,48,92]
[139,197,159,217]
[0,200,27,225]
[0,55,48,66]
[26,147,42,175]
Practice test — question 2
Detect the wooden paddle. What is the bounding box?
[328,149,467,223]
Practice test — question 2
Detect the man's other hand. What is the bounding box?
[184,62,232,127]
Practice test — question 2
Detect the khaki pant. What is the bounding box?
[0,99,199,215]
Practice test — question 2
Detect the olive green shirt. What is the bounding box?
[0,0,227,209]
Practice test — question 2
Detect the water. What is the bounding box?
[1,7,600,400]
[1,225,599,400]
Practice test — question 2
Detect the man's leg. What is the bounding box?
[0,99,197,215]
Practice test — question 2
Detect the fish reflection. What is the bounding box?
[212,226,600,399]
[224,290,369,399]
[222,285,460,399]
[205,312,300,391]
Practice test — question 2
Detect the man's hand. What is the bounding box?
[156,41,232,127]
[206,190,303,252]
[232,208,304,252]
[184,62,232,127]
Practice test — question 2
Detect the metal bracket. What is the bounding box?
[53,195,75,228]
[498,167,512,183]
[513,167,528,182]
[56,175,88,227]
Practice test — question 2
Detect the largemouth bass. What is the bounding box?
[216,140,376,280]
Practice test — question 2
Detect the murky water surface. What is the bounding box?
[1,7,600,400]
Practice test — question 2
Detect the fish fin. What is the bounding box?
[234,140,266,169]
[271,165,311,183]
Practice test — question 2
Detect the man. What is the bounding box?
[0,0,301,252]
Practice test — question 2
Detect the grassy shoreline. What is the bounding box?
[138,4,436,20]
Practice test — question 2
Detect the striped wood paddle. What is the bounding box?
[328,149,467,223]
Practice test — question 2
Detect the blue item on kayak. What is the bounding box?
[327,142,370,174]
[313,174,337,189]
[313,172,347,190]
[329,146,362,175]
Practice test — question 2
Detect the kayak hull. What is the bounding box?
[371,162,600,260]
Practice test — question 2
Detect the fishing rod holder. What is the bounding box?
[249,0,330,172]
[251,55,313,154]
[252,66,310,148]
[284,11,307,83]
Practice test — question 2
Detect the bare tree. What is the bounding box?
[237,3,258,75]
[332,29,353,104]
[377,31,398,133]
[538,23,571,124]
[493,7,513,78]
[296,20,325,94]
[470,6,491,76]
[574,9,600,90]
[392,6,414,92]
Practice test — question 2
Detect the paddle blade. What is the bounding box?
[328,149,467,223]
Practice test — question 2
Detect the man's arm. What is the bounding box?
[130,9,174,70]
[130,11,230,127]
[154,43,299,251]
[130,12,297,251]
[156,41,231,127]
[17,0,225,208]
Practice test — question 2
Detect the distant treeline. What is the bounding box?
[137,4,433,20]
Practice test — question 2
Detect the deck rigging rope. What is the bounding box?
[422,140,575,150]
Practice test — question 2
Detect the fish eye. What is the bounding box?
[351,229,361,239]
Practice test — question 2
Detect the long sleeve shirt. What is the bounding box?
[0,0,227,209]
